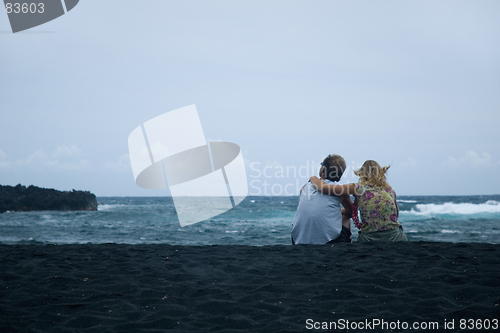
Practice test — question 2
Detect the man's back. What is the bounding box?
[291,179,342,244]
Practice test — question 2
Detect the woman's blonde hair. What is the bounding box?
[354,160,391,188]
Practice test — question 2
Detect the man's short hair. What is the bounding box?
[322,154,346,182]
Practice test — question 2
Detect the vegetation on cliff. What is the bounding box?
[0,184,97,213]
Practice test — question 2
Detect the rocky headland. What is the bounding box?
[0,184,97,213]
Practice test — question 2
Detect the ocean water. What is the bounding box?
[1,195,499,245]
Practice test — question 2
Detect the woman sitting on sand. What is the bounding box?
[309,160,407,242]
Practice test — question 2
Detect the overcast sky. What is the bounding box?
[1,0,499,196]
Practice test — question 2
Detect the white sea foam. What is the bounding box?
[397,199,417,203]
[405,201,500,216]
[441,229,462,234]
[97,204,127,211]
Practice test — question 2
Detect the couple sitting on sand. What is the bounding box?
[291,154,408,244]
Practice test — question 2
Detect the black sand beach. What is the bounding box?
[1,242,499,332]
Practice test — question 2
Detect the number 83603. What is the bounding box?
[5,3,45,14]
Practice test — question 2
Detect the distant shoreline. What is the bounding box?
[0,184,97,213]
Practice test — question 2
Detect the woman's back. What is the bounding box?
[355,183,400,233]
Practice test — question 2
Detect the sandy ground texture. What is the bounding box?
[1,242,499,332]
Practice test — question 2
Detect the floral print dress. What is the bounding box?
[353,183,400,233]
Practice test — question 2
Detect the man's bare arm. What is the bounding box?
[309,176,357,196]
[341,194,354,215]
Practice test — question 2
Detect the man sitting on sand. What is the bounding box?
[291,154,353,245]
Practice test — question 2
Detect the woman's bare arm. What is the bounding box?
[393,190,399,218]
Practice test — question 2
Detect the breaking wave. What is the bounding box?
[402,200,500,217]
